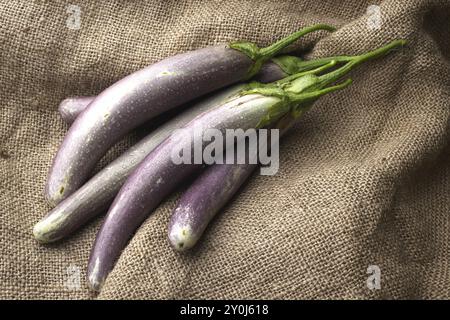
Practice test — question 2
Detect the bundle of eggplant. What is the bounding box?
[33,24,406,291]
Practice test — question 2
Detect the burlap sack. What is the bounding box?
[1,0,449,300]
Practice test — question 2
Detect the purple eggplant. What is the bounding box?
[168,115,294,251]
[58,96,95,124]
[34,55,328,244]
[169,163,258,250]
[45,24,335,206]
[56,58,302,124]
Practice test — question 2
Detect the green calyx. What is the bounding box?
[239,39,407,127]
[229,24,336,79]
[270,55,305,75]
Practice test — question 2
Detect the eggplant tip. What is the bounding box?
[87,276,103,292]
[32,212,68,243]
[88,258,105,292]
[168,225,196,252]
[32,221,52,243]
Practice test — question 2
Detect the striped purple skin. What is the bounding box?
[168,116,294,251]
[87,93,282,291]
[46,45,253,206]
[58,96,95,124]
[57,62,286,124]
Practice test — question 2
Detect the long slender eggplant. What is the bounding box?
[34,55,329,244]
[45,24,335,205]
[168,115,295,251]
[56,57,304,124]
[87,40,405,291]
[169,163,259,250]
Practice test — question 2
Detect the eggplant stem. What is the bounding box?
[319,40,407,87]
[273,39,406,78]
[258,24,336,58]
[290,78,353,118]
[275,55,352,74]
[230,24,336,79]
[277,60,337,85]
[292,78,353,103]
[241,39,406,126]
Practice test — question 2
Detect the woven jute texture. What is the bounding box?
[1,0,449,299]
